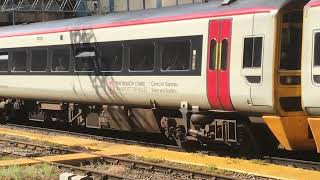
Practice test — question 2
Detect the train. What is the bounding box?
[0,0,318,153]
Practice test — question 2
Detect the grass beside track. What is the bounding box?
[0,156,14,161]
[0,163,59,180]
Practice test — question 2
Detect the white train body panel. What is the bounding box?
[0,19,211,108]
[230,12,276,113]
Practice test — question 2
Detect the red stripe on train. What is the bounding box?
[0,7,275,38]
[306,0,320,7]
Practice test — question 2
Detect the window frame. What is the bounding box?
[30,47,49,72]
[74,45,97,73]
[50,46,72,73]
[98,43,124,72]
[242,35,264,69]
[10,49,28,73]
[128,41,156,72]
[220,38,229,71]
[209,39,217,71]
[159,39,192,72]
[313,32,320,67]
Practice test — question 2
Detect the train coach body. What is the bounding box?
[0,1,280,112]
[302,0,320,152]
[0,0,314,151]
[302,0,320,115]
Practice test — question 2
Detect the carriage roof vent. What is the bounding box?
[221,0,237,5]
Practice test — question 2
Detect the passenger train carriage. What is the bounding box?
[0,0,315,152]
[302,0,320,153]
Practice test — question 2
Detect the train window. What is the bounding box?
[253,37,263,67]
[52,48,70,72]
[99,44,123,72]
[209,40,217,70]
[161,40,190,71]
[31,49,47,72]
[280,14,302,70]
[314,33,320,66]
[220,39,228,70]
[12,50,27,72]
[0,52,8,72]
[74,46,96,72]
[243,37,263,68]
[130,43,154,71]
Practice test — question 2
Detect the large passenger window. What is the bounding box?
[209,40,217,70]
[314,33,320,66]
[0,52,8,72]
[12,50,27,72]
[31,49,47,72]
[99,44,123,72]
[243,37,263,68]
[52,48,70,72]
[161,40,190,71]
[74,46,96,72]
[129,43,154,71]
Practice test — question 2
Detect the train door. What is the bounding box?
[241,13,271,107]
[207,19,233,111]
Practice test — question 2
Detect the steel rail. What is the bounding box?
[0,137,81,155]
[263,156,320,171]
[35,160,134,180]
[4,123,182,151]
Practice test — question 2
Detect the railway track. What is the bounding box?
[263,156,320,171]
[0,137,81,156]
[3,122,182,151]
[0,136,240,180]
[2,122,320,172]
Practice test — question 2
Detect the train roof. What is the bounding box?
[0,0,295,38]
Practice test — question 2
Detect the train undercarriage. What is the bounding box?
[0,99,278,153]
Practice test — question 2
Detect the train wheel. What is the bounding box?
[175,125,198,152]
[0,110,8,123]
[237,123,260,156]
[9,109,28,123]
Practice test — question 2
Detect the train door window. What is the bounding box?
[243,37,263,68]
[74,46,96,72]
[220,39,228,70]
[160,40,190,71]
[0,52,8,72]
[12,50,27,72]
[52,48,70,72]
[129,43,154,71]
[209,40,217,70]
[99,44,123,72]
[314,33,320,66]
[31,49,47,72]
